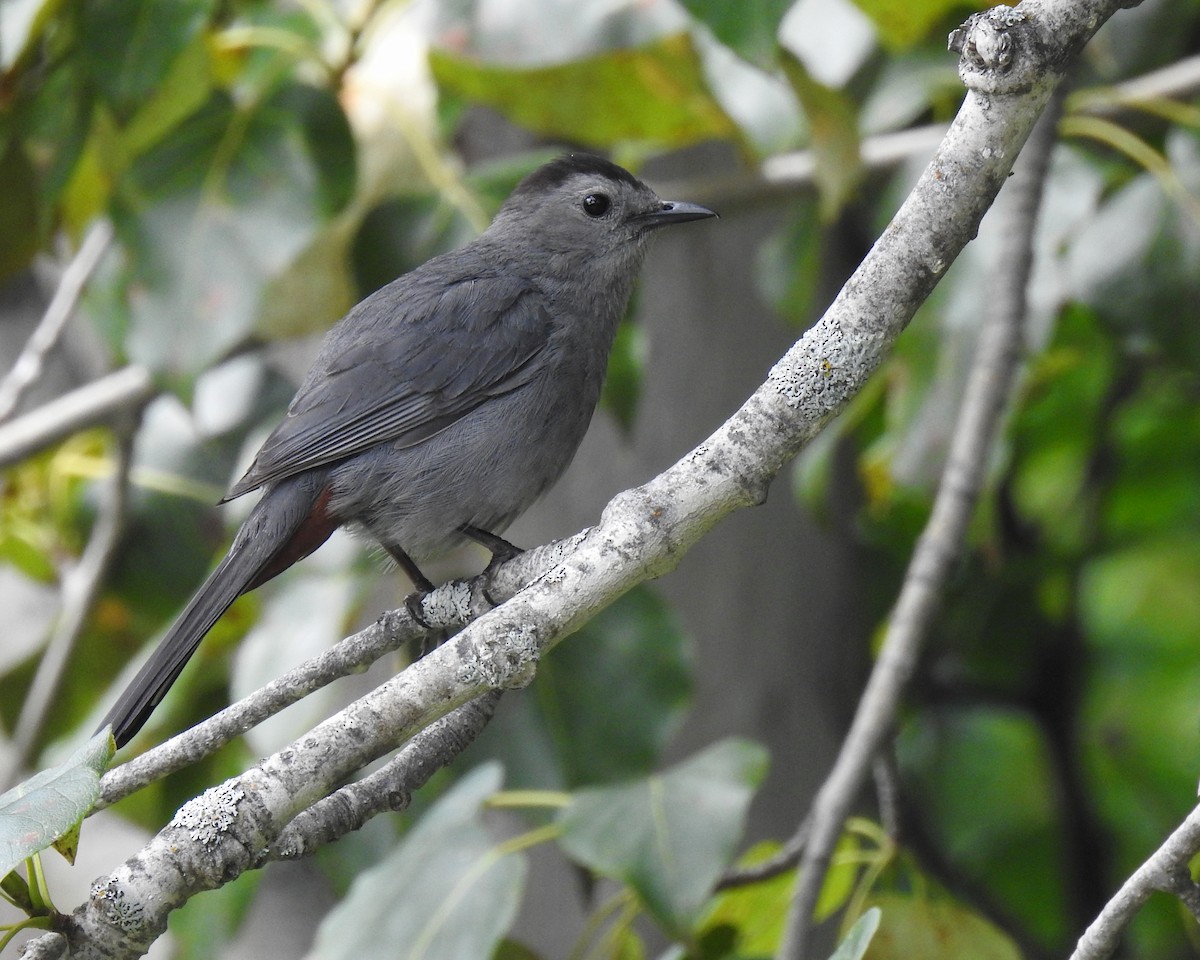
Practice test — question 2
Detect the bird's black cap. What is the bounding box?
[511,154,644,198]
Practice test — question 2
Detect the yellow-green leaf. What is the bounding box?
[429,33,741,150]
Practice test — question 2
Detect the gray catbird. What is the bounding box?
[99,154,716,747]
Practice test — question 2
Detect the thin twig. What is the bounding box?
[670,53,1200,215]
[1068,51,1200,115]
[717,818,812,890]
[871,752,902,840]
[0,222,114,424]
[1069,802,1200,959]
[267,692,501,860]
[0,366,156,468]
[777,91,1066,960]
[1,420,137,789]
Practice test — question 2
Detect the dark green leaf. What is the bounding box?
[310,764,525,960]
[537,585,692,787]
[755,196,822,324]
[599,319,645,433]
[896,708,1067,946]
[0,731,113,878]
[352,194,475,296]
[558,739,768,936]
[0,138,42,279]
[272,83,357,218]
[678,0,790,67]
[75,0,215,120]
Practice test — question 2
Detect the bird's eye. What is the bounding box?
[582,193,611,217]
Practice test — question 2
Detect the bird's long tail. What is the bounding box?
[99,471,337,748]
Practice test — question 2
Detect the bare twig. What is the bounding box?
[1070,802,1200,959]
[1069,51,1200,115]
[267,692,501,860]
[0,221,114,424]
[872,753,902,840]
[1,421,137,789]
[777,83,1067,960]
[0,366,156,468]
[717,818,811,890]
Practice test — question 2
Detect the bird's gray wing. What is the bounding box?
[223,264,553,501]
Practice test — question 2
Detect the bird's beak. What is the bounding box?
[637,200,719,229]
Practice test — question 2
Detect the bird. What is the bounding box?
[98,153,717,748]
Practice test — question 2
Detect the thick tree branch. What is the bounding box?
[32,0,1131,955]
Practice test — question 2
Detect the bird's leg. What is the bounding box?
[459,525,523,572]
[383,541,438,635]
[459,525,523,608]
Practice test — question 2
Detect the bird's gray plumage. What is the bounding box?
[99,154,716,747]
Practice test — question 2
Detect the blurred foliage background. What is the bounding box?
[3,0,1200,957]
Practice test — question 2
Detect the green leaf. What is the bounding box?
[696,835,860,957]
[1081,648,1200,869]
[1081,539,1200,656]
[558,739,768,937]
[492,940,544,960]
[896,708,1067,945]
[170,870,263,960]
[0,533,57,584]
[755,196,823,325]
[0,731,113,878]
[678,0,790,67]
[850,0,979,48]
[111,83,354,378]
[599,320,646,434]
[1009,305,1115,554]
[0,0,68,72]
[51,822,81,865]
[310,764,525,960]
[537,585,693,787]
[0,138,42,280]
[75,0,216,121]
[781,52,863,222]
[119,34,215,161]
[863,892,1020,959]
[429,33,741,150]
[830,907,881,960]
[698,841,794,955]
[1104,373,1200,540]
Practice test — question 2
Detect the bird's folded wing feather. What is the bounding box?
[224,264,553,500]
